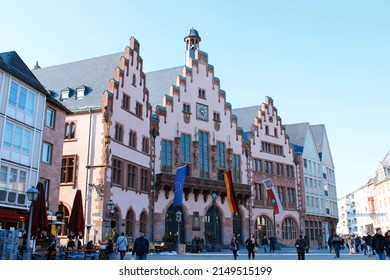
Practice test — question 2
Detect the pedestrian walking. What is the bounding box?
[261,236,269,253]
[304,235,310,253]
[245,233,257,260]
[269,236,275,253]
[384,230,390,260]
[371,227,387,260]
[229,234,240,260]
[332,232,342,258]
[116,232,128,260]
[328,235,334,254]
[295,235,308,260]
[132,230,150,260]
[316,234,323,250]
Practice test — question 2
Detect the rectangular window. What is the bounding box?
[129,130,137,148]
[162,140,172,173]
[122,94,130,111]
[199,131,209,178]
[0,166,8,188]
[112,158,123,185]
[140,168,149,192]
[45,107,55,128]
[0,165,27,192]
[8,81,36,115]
[142,137,149,153]
[127,164,137,189]
[3,121,31,154]
[232,154,241,183]
[278,186,285,203]
[42,142,53,163]
[115,123,124,142]
[65,122,76,140]
[60,156,76,184]
[135,102,143,118]
[181,133,191,163]
[253,159,262,172]
[182,103,191,113]
[216,141,225,169]
[265,161,273,174]
[276,163,284,176]
[288,188,295,204]
[198,88,206,99]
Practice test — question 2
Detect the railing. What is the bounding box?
[0,187,27,207]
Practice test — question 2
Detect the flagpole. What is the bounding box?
[245,149,252,236]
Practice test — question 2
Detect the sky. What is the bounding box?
[1,0,389,198]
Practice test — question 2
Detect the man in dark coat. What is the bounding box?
[295,235,308,260]
[371,228,387,260]
[132,230,150,260]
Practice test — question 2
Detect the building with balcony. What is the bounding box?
[337,151,390,235]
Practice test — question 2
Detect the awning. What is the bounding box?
[0,212,28,220]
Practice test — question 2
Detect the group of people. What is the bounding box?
[98,230,150,260]
[229,233,277,260]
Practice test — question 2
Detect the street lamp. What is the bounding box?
[211,192,218,251]
[245,149,252,236]
[151,128,157,242]
[25,186,39,260]
[271,199,280,250]
[86,223,93,242]
[106,200,115,240]
[176,210,182,252]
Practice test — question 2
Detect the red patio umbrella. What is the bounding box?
[31,182,49,238]
[68,189,85,239]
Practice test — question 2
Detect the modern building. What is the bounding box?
[0,51,49,231]
[284,123,338,247]
[337,151,390,235]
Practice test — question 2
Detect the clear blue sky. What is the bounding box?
[1,0,389,198]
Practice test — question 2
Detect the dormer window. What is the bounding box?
[61,88,70,100]
[76,86,86,99]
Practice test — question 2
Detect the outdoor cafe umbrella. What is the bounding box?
[68,189,85,240]
[31,182,49,239]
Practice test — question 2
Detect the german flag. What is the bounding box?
[224,171,238,213]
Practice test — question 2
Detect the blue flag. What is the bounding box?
[173,165,187,207]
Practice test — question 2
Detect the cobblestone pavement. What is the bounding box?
[114,247,377,261]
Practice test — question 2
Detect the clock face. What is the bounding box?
[196,103,208,121]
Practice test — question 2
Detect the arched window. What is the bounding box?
[58,203,70,236]
[282,217,298,240]
[126,209,135,237]
[255,216,272,241]
[165,205,184,244]
[64,122,76,140]
[139,211,148,235]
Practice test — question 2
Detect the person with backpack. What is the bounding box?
[116,232,128,260]
[295,235,308,260]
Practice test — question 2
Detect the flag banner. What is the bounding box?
[173,165,187,207]
[261,178,283,214]
[224,171,238,213]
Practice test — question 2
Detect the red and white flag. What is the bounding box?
[261,178,283,214]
